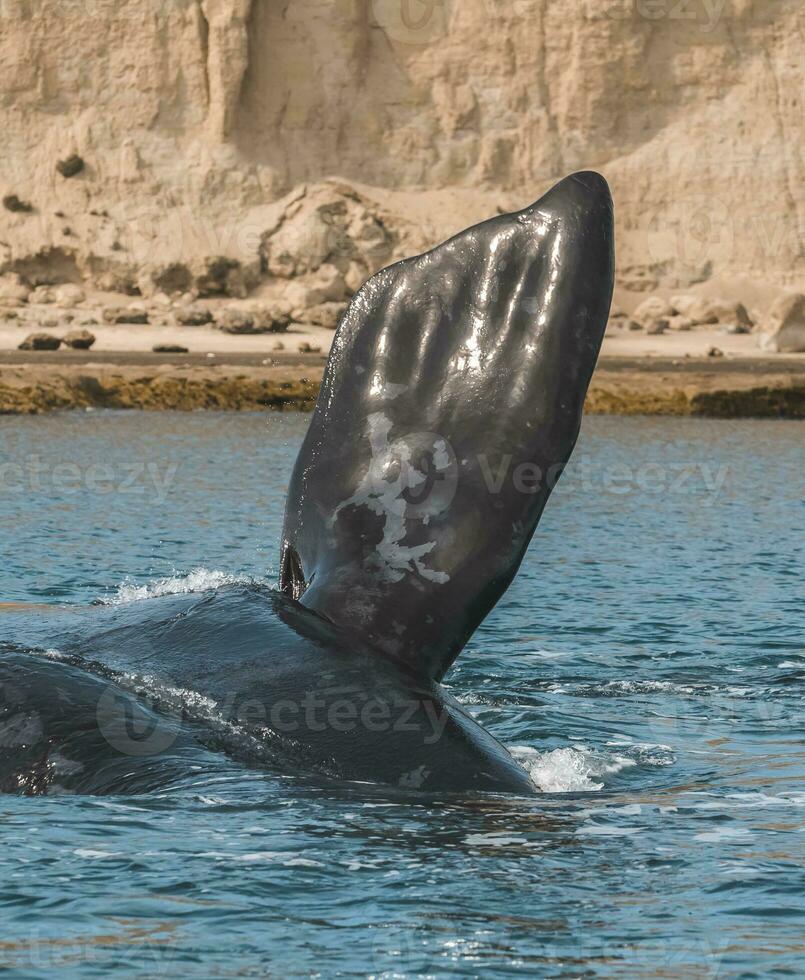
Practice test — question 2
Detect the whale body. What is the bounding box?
[0,172,614,797]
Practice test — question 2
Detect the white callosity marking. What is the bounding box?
[368,373,407,401]
[398,765,430,789]
[330,412,450,585]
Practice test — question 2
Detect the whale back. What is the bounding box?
[5,586,535,795]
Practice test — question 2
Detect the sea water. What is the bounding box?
[0,411,802,977]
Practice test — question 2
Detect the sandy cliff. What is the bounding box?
[0,0,802,304]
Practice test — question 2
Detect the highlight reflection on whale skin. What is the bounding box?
[1,172,614,797]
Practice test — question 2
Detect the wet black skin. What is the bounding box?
[0,172,613,797]
[280,171,614,681]
[1,586,535,795]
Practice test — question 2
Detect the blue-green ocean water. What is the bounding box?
[0,411,802,978]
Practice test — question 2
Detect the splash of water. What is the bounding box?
[104,567,257,605]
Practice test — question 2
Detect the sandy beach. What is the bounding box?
[1,324,802,417]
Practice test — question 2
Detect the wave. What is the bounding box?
[102,567,258,605]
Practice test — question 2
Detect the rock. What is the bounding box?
[292,301,347,330]
[175,306,213,326]
[645,318,669,335]
[215,309,254,334]
[216,304,289,334]
[3,194,33,213]
[249,303,291,333]
[670,294,698,315]
[633,296,676,324]
[707,346,724,358]
[706,299,753,328]
[666,315,693,332]
[194,257,249,299]
[3,310,18,320]
[262,184,402,280]
[152,344,189,353]
[723,323,750,335]
[759,293,805,353]
[669,295,718,326]
[29,285,55,305]
[273,341,285,351]
[103,307,149,324]
[345,261,368,294]
[0,274,30,305]
[297,342,321,354]
[52,283,85,308]
[56,154,85,178]
[626,319,643,331]
[95,272,140,295]
[671,295,752,328]
[18,332,61,351]
[281,264,348,310]
[62,329,96,349]
[144,263,194,298]
[619,268,660,293]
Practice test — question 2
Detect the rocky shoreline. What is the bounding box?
[1,352,802,419]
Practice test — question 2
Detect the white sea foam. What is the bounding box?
[510,745,629,793]
[508,741,673,794]
[105,567,255,604]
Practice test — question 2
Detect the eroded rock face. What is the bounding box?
[53,284,85,308]
[760,293,805,353]
[0,1,801,296]
[0,274,30,305]
[261,184,408,286]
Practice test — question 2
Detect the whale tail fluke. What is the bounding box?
[280,172,614,681]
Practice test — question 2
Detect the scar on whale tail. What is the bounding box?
[280,171,614,682]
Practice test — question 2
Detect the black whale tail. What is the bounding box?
[280,172,615,681]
